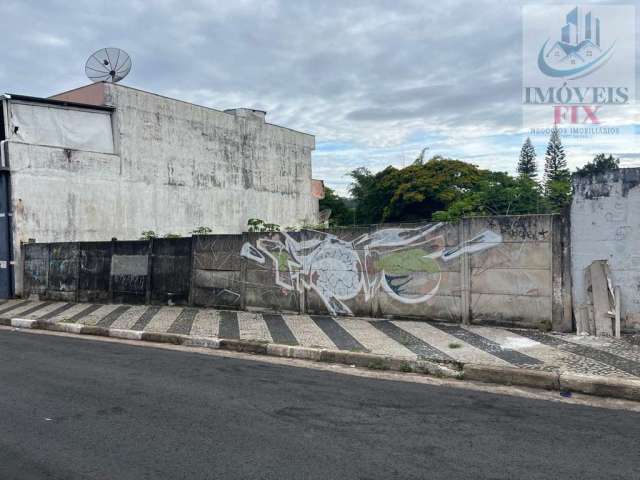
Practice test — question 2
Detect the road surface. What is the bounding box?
[1,329,638,479]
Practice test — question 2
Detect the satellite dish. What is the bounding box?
[85,48,131,83]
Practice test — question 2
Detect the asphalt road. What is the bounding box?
[1,330,639,480]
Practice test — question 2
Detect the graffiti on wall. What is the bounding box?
[240,223,502,315]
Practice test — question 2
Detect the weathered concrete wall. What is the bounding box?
[23,215,570,329]
[571,168,640,330]
[7,85,318,295]
[465,215,569,329]
[23,239,192,306]
[105,84,318,233]
[8,143,122,294]
[190,235,243,309]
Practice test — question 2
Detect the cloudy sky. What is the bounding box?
[2,0,639,195]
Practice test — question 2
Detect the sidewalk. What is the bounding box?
[3,298,640,400]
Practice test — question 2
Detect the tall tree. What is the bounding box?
[517,137,537,179]
[543,126,571,210]
[543,126,569,186]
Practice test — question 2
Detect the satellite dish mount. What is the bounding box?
[85,48,131,83]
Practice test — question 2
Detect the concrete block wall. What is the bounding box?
[465,215,567,329]
[23,214,572,330]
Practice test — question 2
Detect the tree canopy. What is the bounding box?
[319,134,615,226]
[574,153,619,178]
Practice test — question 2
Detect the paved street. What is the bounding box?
[1,329,639,479]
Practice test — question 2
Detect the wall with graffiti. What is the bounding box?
[23,214,571,330]
[236,215,569,328]
[242,223,464,320]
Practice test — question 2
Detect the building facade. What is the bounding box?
[1,83,319,296]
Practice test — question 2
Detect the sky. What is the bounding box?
[1,0,639,196]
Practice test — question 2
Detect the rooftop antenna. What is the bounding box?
[85,47,131,83]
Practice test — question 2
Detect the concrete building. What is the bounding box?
[571,168,640,331]
[0,82,320,297]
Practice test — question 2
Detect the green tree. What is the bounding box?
[349,166,397,224]
[433,173,548,221]
[319,187,354,226]
[543,126,571,210]
[517,137,537,179]
[349,156,484,223]
[380,157,483,222]
[574,153,620,177]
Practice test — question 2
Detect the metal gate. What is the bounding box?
[0,101,13,298]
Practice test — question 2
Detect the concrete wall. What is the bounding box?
[23,214,571,330]
[6,85,318,295]
[105,84,318,233]
[571,168,640,330]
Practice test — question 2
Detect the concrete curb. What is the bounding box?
[462,364,560,391]
[7,318,640,402]
[559,373,640,402]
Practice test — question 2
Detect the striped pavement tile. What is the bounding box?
[96,305,132,328]
[512,329,640,378]
[167,308,199,335]
[16,301,56,317]
[143,307,183,333]
[12,301,65,320]
[76,304,123,326]
[0,298,29,314]
[109,305,151,330]
[0,300,37,316]
[7,301,54,317]
[309,315,367,352]
[218,311,240,339]
[476,326,633,377]
[395,321,511,366]
[262,314,298,345]
[430,323,543,367]
[190,309,220,338]
[468,325,570,365]
[11,300,640,380]
[35,302,77,321]
[557,336,640,365]
[370,321,455,362]
[12,301,55,318]
[62,304,104,323]
[335,318,416,359]
[238,312,272,342]
[130,306,162,331]
[281,315,336,349]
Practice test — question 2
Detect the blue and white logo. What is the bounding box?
[537,7,614,80]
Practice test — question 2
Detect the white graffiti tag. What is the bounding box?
[240,224,502,316]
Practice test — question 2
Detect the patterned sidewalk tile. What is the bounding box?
[238,313,272,342]
[336,318,416,359]
[190,309,220,338]
[143,307,183,333]
[7,300,640,380]
[109,305,149,330]
[282,315,336,350]
[396,321,510,366]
